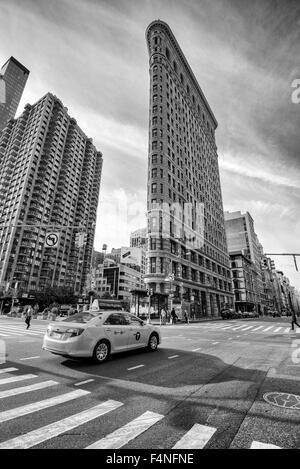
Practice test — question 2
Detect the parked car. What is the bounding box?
[43,310,161,363]
[233,311,244,319]
[220,308,235,319]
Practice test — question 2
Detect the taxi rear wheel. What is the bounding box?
[93,340,110,363]
[148,333,158,352]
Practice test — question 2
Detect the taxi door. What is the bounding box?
[102,313,130,351]
[126,314,148,349]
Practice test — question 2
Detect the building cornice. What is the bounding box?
[146,20,218,129]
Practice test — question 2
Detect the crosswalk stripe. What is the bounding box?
[19,356,40,361]
[231,325,246,331]
[252,326,264,331]
[251,441,281,449]
[0,399,123,449]
[0,326,44,335]
[273,327,283,333]
[173,423,217,449]
[0,389,90,423]
[0,323,46,331]
[0,329,24,336]
[285,328,291,333]
[262,326,273,332]
[0,333,11,337]
[86,411,164,449]
[0,367,18,374]
[240,326,254,331]
[0,380,58,399]
[0,374,37,386]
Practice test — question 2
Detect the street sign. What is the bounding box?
[45,232,60,248]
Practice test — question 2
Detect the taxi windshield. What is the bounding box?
[63,312,101,324]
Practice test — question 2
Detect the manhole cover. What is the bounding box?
[263,392,300,410]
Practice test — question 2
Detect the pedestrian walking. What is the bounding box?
[160,308,166,325]
[25,306,33,329]
[291,310,300,331]
[184,311,189,324]
[171,308,177,325]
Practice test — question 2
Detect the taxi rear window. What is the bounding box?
[63,312,101,323]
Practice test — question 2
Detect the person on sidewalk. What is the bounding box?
[184,311,189,324]
[160,308,166,325]
[291,309,300,331]
[25,306,33,329]
[171,308,177,325]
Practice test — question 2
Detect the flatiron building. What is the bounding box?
[145,20,234,317]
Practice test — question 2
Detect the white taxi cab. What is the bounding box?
[42,310,161,363]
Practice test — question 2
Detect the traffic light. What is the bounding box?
[261,258,268,270]
[75,232,87,248]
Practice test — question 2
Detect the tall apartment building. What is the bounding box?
[224,211,264,313]
[145,20,234,317]
[0,93,103,295]
[0,57,30,132]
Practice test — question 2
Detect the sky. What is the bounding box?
[0,0,300,289]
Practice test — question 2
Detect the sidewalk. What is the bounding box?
[150,317,223,325]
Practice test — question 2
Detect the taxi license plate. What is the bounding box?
[52,332,63,339]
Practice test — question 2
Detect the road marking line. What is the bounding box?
[86,411,163,449]
[212,342,219,345]
[0,380,58,399]
[74,379,95,386]
[231,325,246,331]
[252,326,264,331]
[285,328,291,333]
[0,326,44,335]
[0,367,18,374]
[19,356,40,361]
[0,400,123,449]
[0,330,23,336]
[127,365,145,371]
[192,348,202,351]
[0,333,10,337]
[262,326,273,332]
[273,327,283,333]
[0,374,37,386]
[0,389,90,423]
[251,441,281,449]
[173,423,217,449]
[240,326,254,331]
[168,355,179,359]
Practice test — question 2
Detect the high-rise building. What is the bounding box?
[145,20,234,318]
[0,93,103,295]
[224,211,264,313]
[0,57,30,132]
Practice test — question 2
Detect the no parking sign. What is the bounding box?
[45,232,60,248]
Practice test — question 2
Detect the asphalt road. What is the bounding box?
[0,316,299,450]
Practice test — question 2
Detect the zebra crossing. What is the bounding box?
[0,365,283,449]
[0,322,46,338]
[173,322,299,335]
